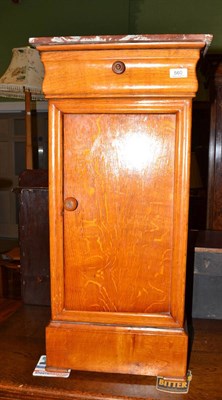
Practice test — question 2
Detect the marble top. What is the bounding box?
[29,34,213,47]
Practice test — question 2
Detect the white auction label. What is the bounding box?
[170,68,188,78]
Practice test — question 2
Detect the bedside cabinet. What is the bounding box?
[31,34,212,378]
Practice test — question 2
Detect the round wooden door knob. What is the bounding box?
[64,197,78,211]
[112,61,126,74]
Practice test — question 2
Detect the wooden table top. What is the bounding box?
[0,304,221,400]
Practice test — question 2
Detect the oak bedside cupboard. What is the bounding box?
[30,34,212,379]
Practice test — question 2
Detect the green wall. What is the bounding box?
[0,0,130,76]
[133,0,222,51]
[0,0,221,77]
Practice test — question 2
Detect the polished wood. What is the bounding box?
[0,298,21,322]
[1,246,20,261]
[46,322,188,377]
[31,34,212,99]
[31,34,212,378]
[0,304,221,400]
[0,247,21,299]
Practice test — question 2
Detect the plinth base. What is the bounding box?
[46,321,188,378]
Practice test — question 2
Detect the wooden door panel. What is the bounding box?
[63,113,176,314]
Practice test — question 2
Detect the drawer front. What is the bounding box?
[41,48,199,98]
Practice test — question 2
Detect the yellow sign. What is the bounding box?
[156,370,192,394]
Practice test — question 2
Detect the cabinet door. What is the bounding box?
[50,97,190,326]
[64,113,174,313]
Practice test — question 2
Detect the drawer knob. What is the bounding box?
[64,197,78,211]
[112,61,126,74]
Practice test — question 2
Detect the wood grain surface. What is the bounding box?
[33,35,210,377]
[0,304,221,400]
[64,113,174,314]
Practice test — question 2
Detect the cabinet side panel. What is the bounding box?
[63,113,176,314]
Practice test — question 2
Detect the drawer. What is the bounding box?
[41,48,199,98]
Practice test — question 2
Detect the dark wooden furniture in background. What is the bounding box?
[206,55,222,230]
[189,101,211,230]
[0,111,48,239]
[187,55,222,321]
[0,246,20,299]
[15,169,50,306]
[31,34,212,378]
[191,230,222,319]
[0,303,221,400]
[0,298,21,323]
